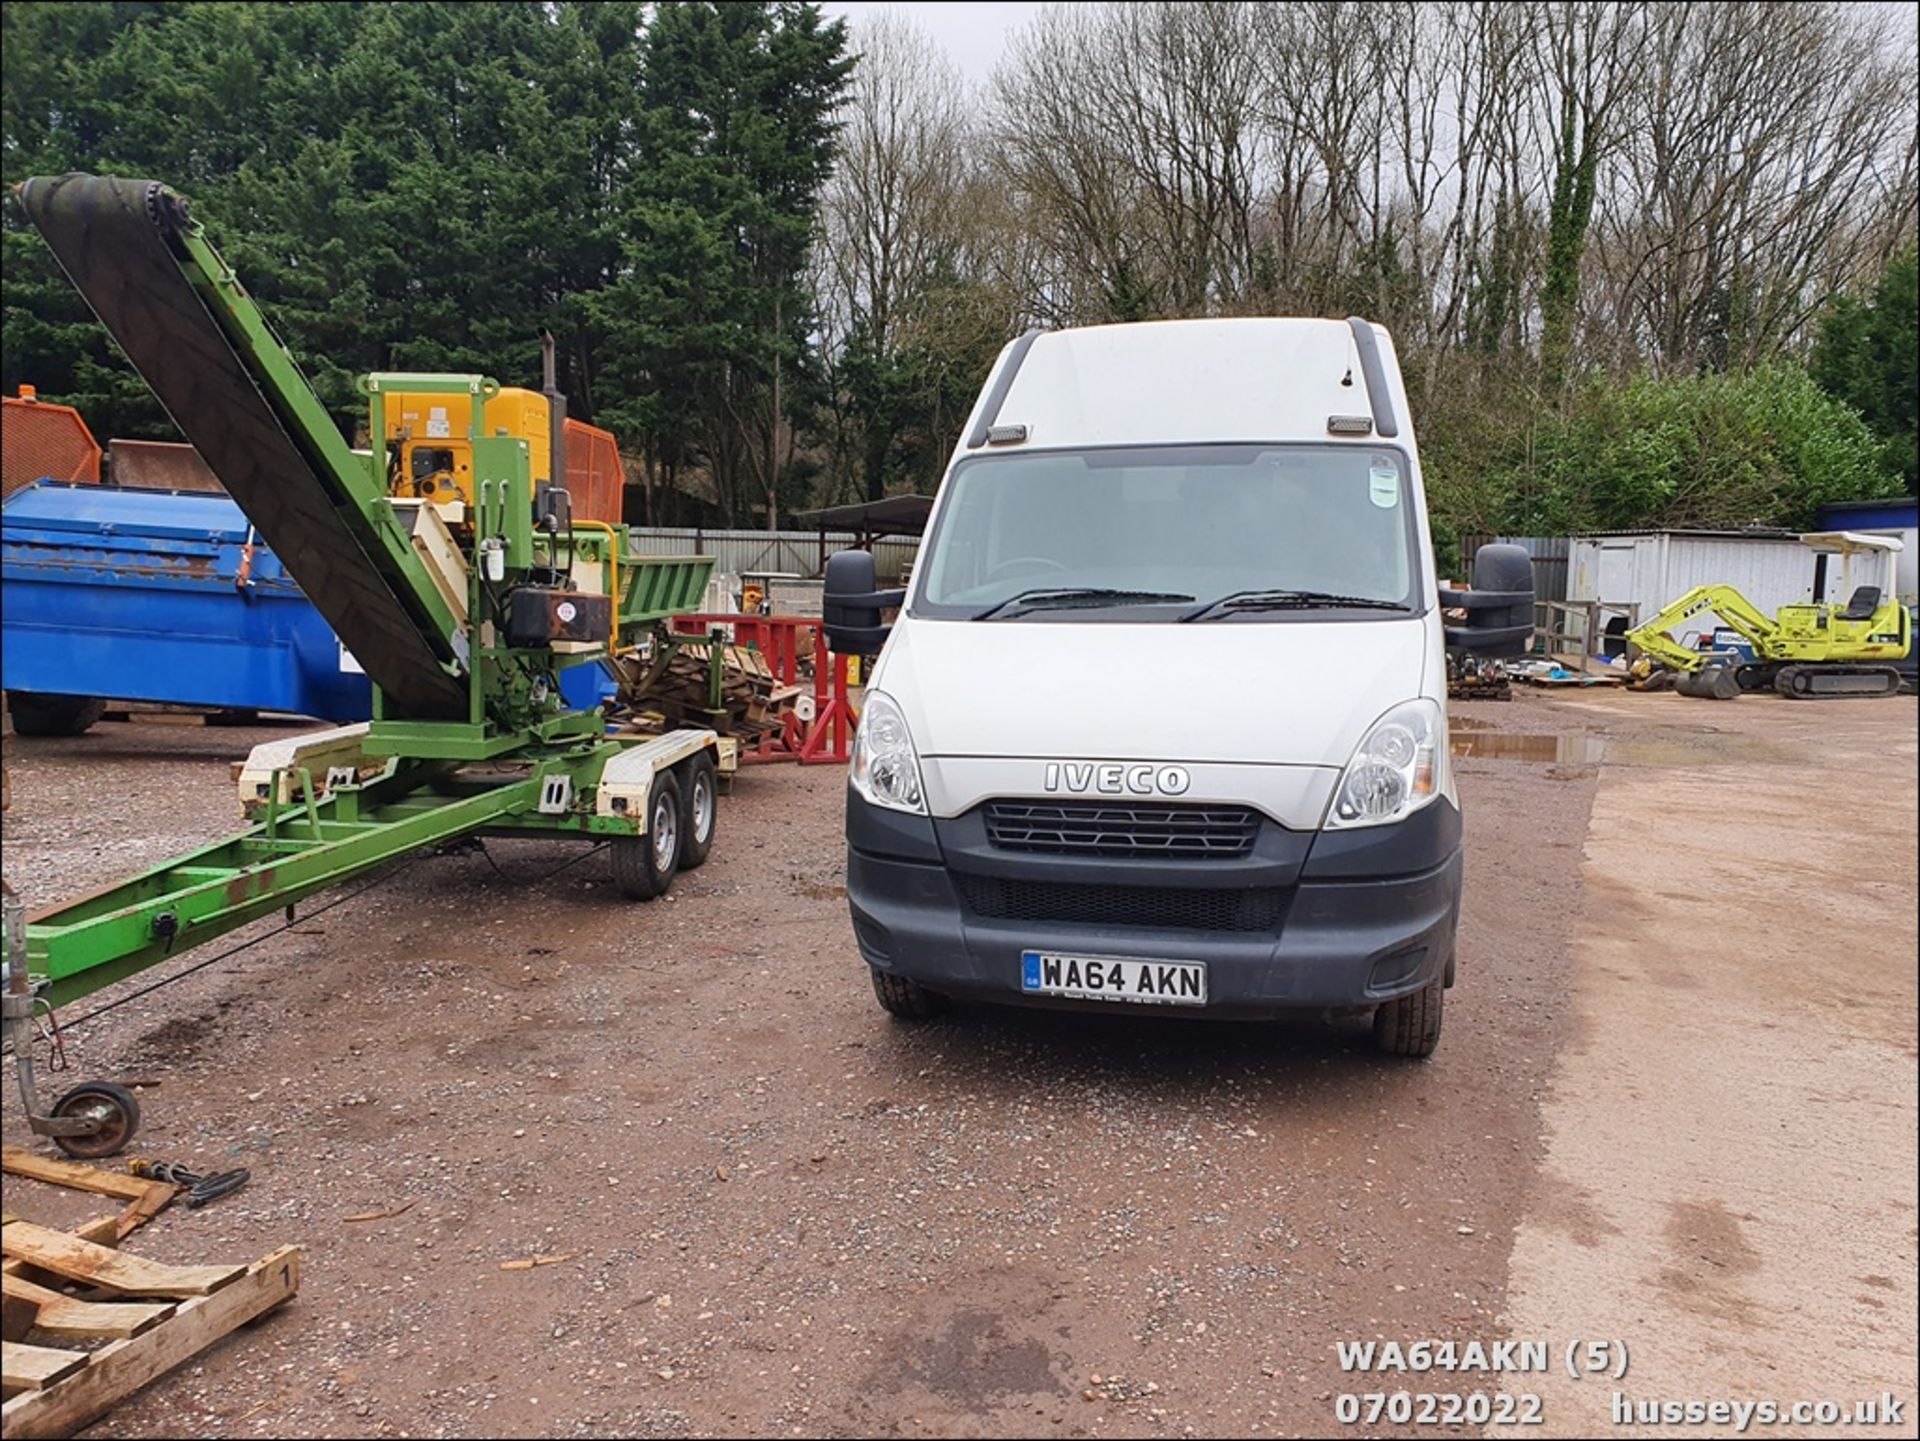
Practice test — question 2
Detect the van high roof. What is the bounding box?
[979,316,1406,454]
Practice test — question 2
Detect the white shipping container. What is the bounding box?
[1568,532,1819,651]
[1858,526,1918,600]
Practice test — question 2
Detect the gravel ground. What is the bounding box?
[1,691,1869,1438]
[1499,690,1918,1435]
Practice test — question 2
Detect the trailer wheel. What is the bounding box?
[678,752,718,871]
[611,770,682,900]
[870,969,947,1021]
[1372,979,1444,1058]
[50,1081,141,1158]
[6,692,107,738]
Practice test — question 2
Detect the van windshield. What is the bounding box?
[913,444,1422,620]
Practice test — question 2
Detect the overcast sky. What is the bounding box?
[819,1,1043,80]
[821,1,1915,83]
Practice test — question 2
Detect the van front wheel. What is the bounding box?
[870,969,946,1021]
[1372,979,1444,1058]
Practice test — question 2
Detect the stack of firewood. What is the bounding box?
[612,644,802,743]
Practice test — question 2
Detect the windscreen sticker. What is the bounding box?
[1369,467,1400,508]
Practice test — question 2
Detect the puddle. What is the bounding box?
[1449,724,1786,769]
[1449,732,1607,765]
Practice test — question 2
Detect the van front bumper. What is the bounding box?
[845,790,1461,1016]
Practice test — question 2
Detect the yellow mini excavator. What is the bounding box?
[1626,532,1912,700]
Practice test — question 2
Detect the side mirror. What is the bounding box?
[823,549,905,658]
[1439,543,1534,659]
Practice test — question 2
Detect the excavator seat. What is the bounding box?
[1839,586,1882,621]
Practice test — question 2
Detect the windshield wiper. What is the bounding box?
[972,587,1195,621]
[1181,589,1409,622]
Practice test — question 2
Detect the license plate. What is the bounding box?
[1020,950,1207,1006]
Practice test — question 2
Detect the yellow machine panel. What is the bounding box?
[384,386,552,507]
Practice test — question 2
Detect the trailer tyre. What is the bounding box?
[611,770,682,900]
[7,692,107,738]
[678,752,718,871]
[1373,979,1445,1058]
[50,1081,141,1158]
[870,969,947,1021]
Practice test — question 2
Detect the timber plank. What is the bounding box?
[1,1217,121,1287]
[2,1340,87,1394]
[0,1246,300,1440]
[2,1293,35,1344]
[0,1223,242,1299]
[0,1149,179,1242]
[2,1276,174,1341]
[113,1181,179,1241]
[0,1150,152,1204]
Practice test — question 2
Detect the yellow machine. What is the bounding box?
[1626,532,1911,699]
[378,342,625,528]
[382,384,554,509]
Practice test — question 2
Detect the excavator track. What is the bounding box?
[1773,664,1903,699]
[14,175,467,718]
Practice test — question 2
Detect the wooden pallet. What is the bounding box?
[0,1218,299,1439]
[618,645,803,742]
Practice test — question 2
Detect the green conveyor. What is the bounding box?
[15,175,470,717]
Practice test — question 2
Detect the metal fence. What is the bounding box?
[626,526,919,583]
[1534,599,1641,663]
[1458,533,1569,603]
[640,524,1570,598]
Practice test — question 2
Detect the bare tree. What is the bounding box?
[1592,1,1918,373]
[1531,0,1650,390]
[803,0,1916,514]
[815,13,980,496]
[993,3,1266,321]
[821,14,970,357]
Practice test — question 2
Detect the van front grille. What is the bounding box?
[982,800,1259,859]
[954,873,1286,932]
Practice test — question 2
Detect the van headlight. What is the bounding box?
[1327,698,1444,829]
[850,690,926,814]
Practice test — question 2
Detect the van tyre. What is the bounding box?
[611,770,682,900]
[7,692,106,737]
[1373,978,1444,1058]
[870,969,947,1021]
[678,752,718,871]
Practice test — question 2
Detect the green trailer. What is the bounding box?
[1,176,728,1156]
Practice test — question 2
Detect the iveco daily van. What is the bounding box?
[823,318,1532,1056]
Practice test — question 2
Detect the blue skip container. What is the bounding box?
[2,481,611,724]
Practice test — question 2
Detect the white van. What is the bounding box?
[823,318,1532,1056]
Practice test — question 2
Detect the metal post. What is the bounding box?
[367,385,388,491]
[469,478,487,728]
